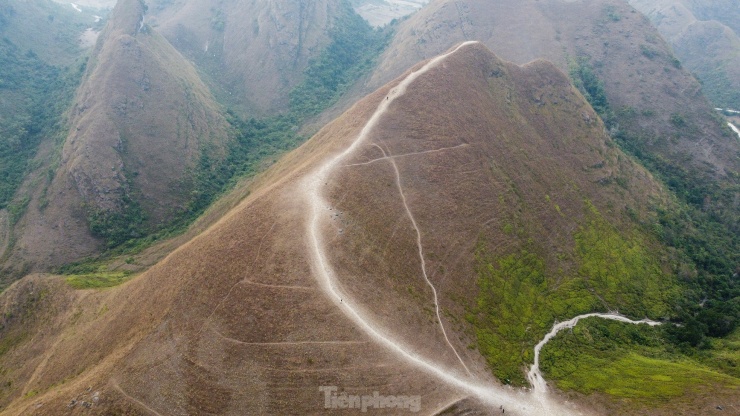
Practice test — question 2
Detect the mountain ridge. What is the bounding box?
[348,0,738,193]
[1,41,731,416]
[0,1,737,414]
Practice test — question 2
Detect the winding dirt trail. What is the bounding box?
[374,141,473,376]
[303,41,574,415]
[527,313,662,395]
[111,380,163,416]
[302,40,666,415]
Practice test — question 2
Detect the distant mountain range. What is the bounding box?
[629,0,740,110]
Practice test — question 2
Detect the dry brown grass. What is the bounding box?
[0,42,726,416]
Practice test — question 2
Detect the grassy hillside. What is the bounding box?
[470,201,679,385]
[541,319,739,414]
[0,1,735,413]
[0,41,79,210]
[569,57,739,348]
[629,0,740,110]
[51,0,392,278]
[360,1,739,395]
[325,43,736,411]
[0,41,733,416]
[368,0,737,177]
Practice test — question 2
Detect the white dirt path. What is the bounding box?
[342,143,469,167]
[303,41,579,415]
[302,39,667,415]
[728,122,740,139]
[527,313,662,397]
[377,141,473,376]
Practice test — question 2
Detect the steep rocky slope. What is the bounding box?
[1,42,733,416]
[629,0,740,110]
[0,0,110,281]
[1,0,393,284]
[1,0,231,278]
[145,0,350,115]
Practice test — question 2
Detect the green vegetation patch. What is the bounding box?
[60,258,133,290]
[541,319,740,404]
[468,201,676,386]
[470,249,597,385]
[64,271,132,290]
[568,56,613,126]
[576,201,677,318]
[704,329,740,378]
[289,1,391,118]
[0,39,83,209]
[87,192,147,249]
[569,56,739,345]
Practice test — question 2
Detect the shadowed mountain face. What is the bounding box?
[1,0,231,276]
[361,0,739,183]
[0,42,709,416]
[629,0,740,110]
[145,0,347,115]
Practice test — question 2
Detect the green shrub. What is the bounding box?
[469,202,676,386]
[540,318,740,403]
[640,44,660,60]
[568,57,739,345]
[0,39,82,209]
